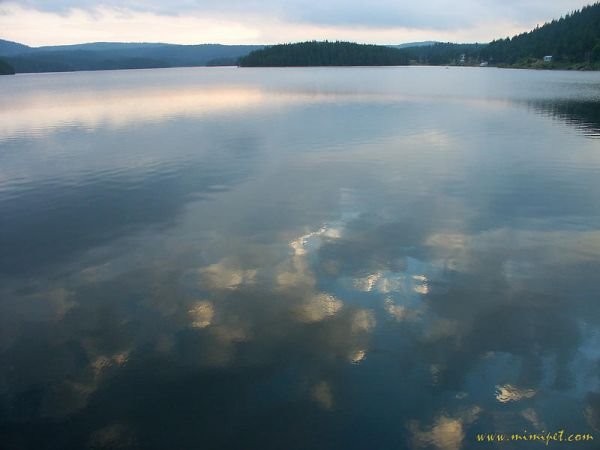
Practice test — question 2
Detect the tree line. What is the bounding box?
[239,41,410,66]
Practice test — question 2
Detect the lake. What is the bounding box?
[1,66,600,449]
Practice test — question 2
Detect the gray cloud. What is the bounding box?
[9,0,595,31]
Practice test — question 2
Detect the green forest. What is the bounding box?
[239,41,409,66]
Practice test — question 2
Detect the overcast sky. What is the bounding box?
[0,0,594,46]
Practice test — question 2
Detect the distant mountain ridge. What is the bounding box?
[31,42,168,52]
[0,39,31,56]
[0,39,264,73]
[390,41,439,49]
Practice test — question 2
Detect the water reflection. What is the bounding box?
[0,130,260,275]
[0,86,267,141]
[1,67,600,449]
[528,99,600,138]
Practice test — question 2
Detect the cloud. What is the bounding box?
[495,384,537,403]
[0,0,595,46]
[11,0,594,28]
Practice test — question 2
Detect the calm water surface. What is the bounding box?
[1,67,600,449]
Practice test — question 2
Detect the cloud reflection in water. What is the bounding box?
[1,68,600,449]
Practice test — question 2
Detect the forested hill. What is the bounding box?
[238,41,410,67]
[0,59,15,75]
[481,2,600,65]
[0,41,263,73]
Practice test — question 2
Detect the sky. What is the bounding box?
[0,0,595,47]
